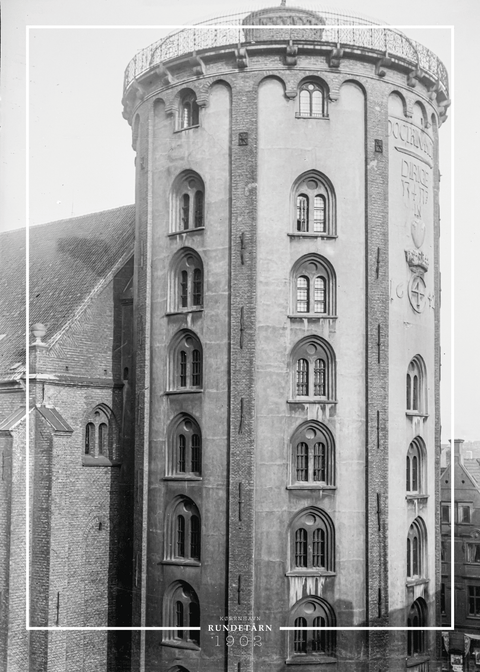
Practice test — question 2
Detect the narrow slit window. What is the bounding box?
[297,195,309,232]
[294,617,307,653]
[314,277,326,313]
[191,433,201,473]
[296,276,309,313]
[176,515,185,557]
[295,528,307,567]
[296,359,309,396]
[85,423,95,455]
[180,351,187,387]
[312,528,325,568]
[193,269,203,306]
[98,423,108,455]
[175,601,184,639]
[190,515,200,559]
[192,350,201,387]
[194,191,204,228]
[181,194,190,230]
[296,442,308,482]
[313,359,326,396]
[178,435,186,473]
[312,616,326,651]
[180,271,188,308]
[313,195,325,233]
[313,442,325,482]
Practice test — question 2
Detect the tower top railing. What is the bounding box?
[123,6,449,96]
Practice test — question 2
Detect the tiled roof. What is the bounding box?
[464,458,480,486]
[0,205,135,377]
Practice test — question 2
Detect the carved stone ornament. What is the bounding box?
[235,47,249,69]
[411,218,426,249]
[405,249,429,274]
[242,6,325,42]
[408,274,427,313]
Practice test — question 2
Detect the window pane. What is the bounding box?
[311,89,323,117]
[85,423,95,455]
[413,375,419,410]
[181,194,190,230]
[178,434,186,472]
[190,515,200,560]
[299,89,310,116]
[194,191,204,228]
[295,528,307,567]
[406,455,410,491]
[313,195,325,233]
[296,442,308,481]
[296,195,308,232]
[296,359,308,396]
[412,455,418,492]
[407,537,411,576]
[191,434,201,474]
[314,276,325,313]
[180,351,187,387]
[176,515,185,557]
[313,358,325,396]
[412,535,418,575]
[312,528,325,568]
[182,102,191,128]
[193,268,203,306]
[192,349,201,387]
[406,373,411,410]
[312,616,326,652]
[98,423,108,456]
[176,600,184,639]
[296,276,309,313]
[313,442,325,481]
[294,617,307,653]
[181,270,188,308]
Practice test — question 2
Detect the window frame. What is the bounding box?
[289,421,335,489]
[406,356,428,416]
[290,254,336,318]
[406,517,427,583]
[162,581,200,650]
[168,248,204,314]
[166,414,202,479]
[177,90,200,131]
[406,437,427,497]
[290,336,336,403]
[290,171,336,238]
[164,496,201,566]
[468,585,480,618]
[167,330,203,393]
[170,171,205,235]
[83,404,118,464]
[288,507,335,576]
[296,80,328,119]
[407,598,427,658]
[287,597,336,664]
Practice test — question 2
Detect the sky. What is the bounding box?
[1,0,477,441]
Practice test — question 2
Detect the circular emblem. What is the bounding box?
[408,274,427,313]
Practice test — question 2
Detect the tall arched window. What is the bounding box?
[162,581,200,649]
[288,597,336,663]
[406,437,427,495]
[292,171,335,236]
[83,404,115,460]
[406,356,427,414]
[165,496,201,564]
[289,508,335,573]
[407,517,427,581]
[407,598,427,657]
[168,330,203,392]
[291,336,336,401]
[290,421,335,487]
[297,80,327,118]
[168,248,204,313]
[167,414,202,478]
[178,90,199,130]
[291,254,336,317]
[171,171,205,233]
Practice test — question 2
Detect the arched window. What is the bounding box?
[291,336,336,401]
[297,80,327,118]
[291,254,336,317]
[407,517,427,581]
[406,356,427,414]
[162,581,200,649]
[167,414,202,478]
[292,171,335,236]
[290,421,335,487]
[288,597,336,662]
[407,598,427,657]
[83,405,115,460]
[178,90,199,130]
[168,248,204,313]
[171,171,205,233]
[406,437,427,495]
[168,330,203,392]
[289,508,335,573]
[165,497,201,563]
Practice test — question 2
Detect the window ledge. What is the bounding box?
[288,233,337,240]
[166,308,204,316]
[406,655,430,668]
[287,399,337,405]
[288,314,337,320]
[161,639,200,651]
[286,655,336,666]
[406,494,429,501]
[163,475,202,481]
[160,560,201,567]
[287,485,336,491]
[405,411,429,419]
[295,114,330,121]
[82,456,122,467]
[165,389,203,396]
[168,227,205,237]
[173,124,200,134]
[286,570,336,578]
[406,578,429,588]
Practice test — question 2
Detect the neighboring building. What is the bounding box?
[441,440,480,671]
[0,206,136,671]
[0,3,450,671]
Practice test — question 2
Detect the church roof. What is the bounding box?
[0,204,135,378]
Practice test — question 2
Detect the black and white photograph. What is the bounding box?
[0,0,475,670]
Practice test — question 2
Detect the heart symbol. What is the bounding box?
[411,219,426,249]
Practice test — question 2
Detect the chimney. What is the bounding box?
[450,438,465,467]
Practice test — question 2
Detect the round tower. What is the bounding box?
[122,5,449,671]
